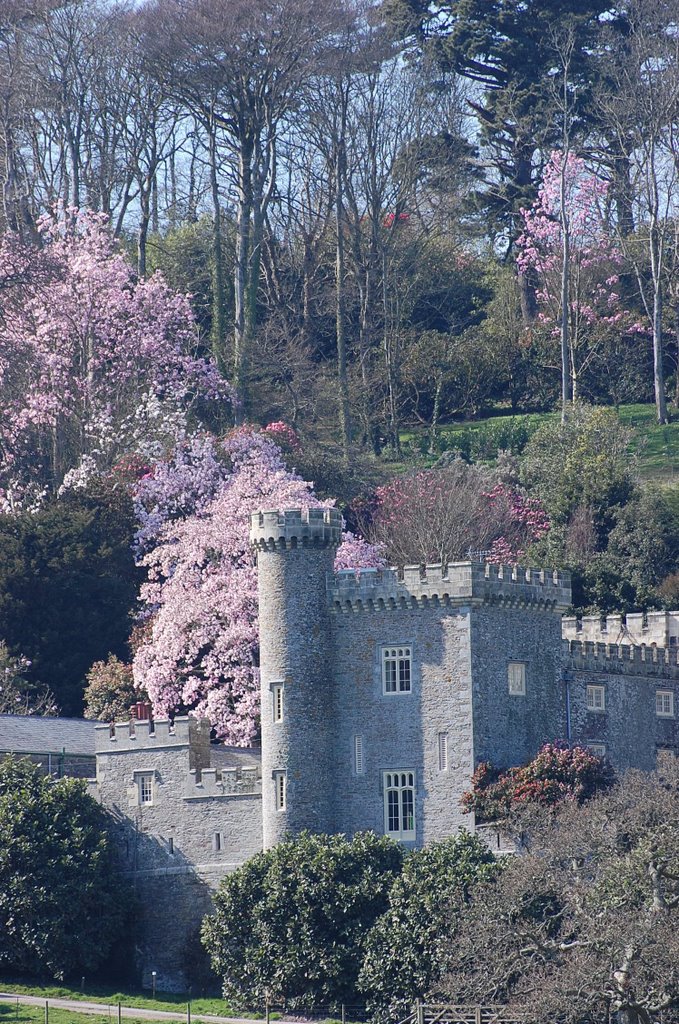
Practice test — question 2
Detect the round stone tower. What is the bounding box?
[250,507,342,848]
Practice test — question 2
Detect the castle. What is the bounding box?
[81,508,679,990]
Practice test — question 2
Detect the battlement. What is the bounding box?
[184,765,261,799]
[95,716,210,753]
[563,611,679,648]
[563,638,679,677]
[329,560,571,613]
[250,507,342,550]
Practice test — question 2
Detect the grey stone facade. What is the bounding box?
[92,716,261,991]
[80,507,679,990]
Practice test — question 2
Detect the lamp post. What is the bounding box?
[151,971,157,999]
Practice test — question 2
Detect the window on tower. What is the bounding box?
[382,646,412,694]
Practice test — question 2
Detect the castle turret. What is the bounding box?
[250,507,342,847]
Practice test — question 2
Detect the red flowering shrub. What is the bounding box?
[461,743,614,821]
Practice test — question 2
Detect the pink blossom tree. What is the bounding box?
[517,152,640,417]
[133,426,385,743]
[0,209,230,509]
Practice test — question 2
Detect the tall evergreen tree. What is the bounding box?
[383,0,612,319]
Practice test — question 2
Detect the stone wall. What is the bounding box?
[565,640,679,770]
[331,603,474,845]
[470,605,566,769]
[95,717,262,991]
[563,610,679,648]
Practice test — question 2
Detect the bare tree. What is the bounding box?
[596,0,679,425]
[139,0,344,415]
[441,769,679,1024]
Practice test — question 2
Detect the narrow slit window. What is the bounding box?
[273,684,284,723]
[354,735,364,775]
[213,831,221,852]
[438,732,449,772]
[274,771,287,811]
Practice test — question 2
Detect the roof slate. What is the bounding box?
[0,715,100,755]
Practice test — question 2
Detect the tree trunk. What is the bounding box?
[653,280,668,424]
[208,122,228,379]
[137,186,150,278]
[335,169,352,464]
[560,167,571,422]
[515,149,538,323]
[233,138,254,420]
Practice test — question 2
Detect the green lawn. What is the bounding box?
[0,984,234,1019]
[402,403,679,482]
[0,1005,182,1024]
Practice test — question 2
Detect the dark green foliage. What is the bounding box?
[0,484,141,715]
[202,831,404,1009]
[578,487,679,611]
[385,0,610,237]
[0,757,128,979]
[358,832,498,1022]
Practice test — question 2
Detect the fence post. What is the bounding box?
[44,1001,48,1024]
[475,1008,482,1024]
[341,1005,346,1024]
[416,999,424,1024]
[187,1001,191,1024]
[265,1000,270,1024]
[118,1002,122,1024]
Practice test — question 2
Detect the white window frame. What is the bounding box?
[136,772,154,805]
[438,732,449,772]
[273,683,284,723]
[383,769,416,841]
[508,662,526,696]
[354,735,364,775]
[381,645,412,694]
[587,684,606,712]
[656,690,675,718]
[273,770,287,811]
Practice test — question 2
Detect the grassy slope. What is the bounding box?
[406,403,679,482]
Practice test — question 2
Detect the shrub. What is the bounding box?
[461,743,614,821]
[202,831,404,1009]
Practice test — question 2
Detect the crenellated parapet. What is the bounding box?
[250,508,342,551]
[184,765,261,799]
[564,638,679,677]
[95,716,211,753]
[329,560,571,614]
[563,611,679,648]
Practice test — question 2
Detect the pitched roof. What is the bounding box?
[0,715,100,756]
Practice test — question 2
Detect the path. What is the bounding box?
[0,992,265,1024]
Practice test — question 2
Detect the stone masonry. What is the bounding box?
[83,507,679,990]
[92,716,261,991]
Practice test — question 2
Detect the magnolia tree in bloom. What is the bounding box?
[0,209,229,509]
[517,152,640,409]
[133,427,385,743]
